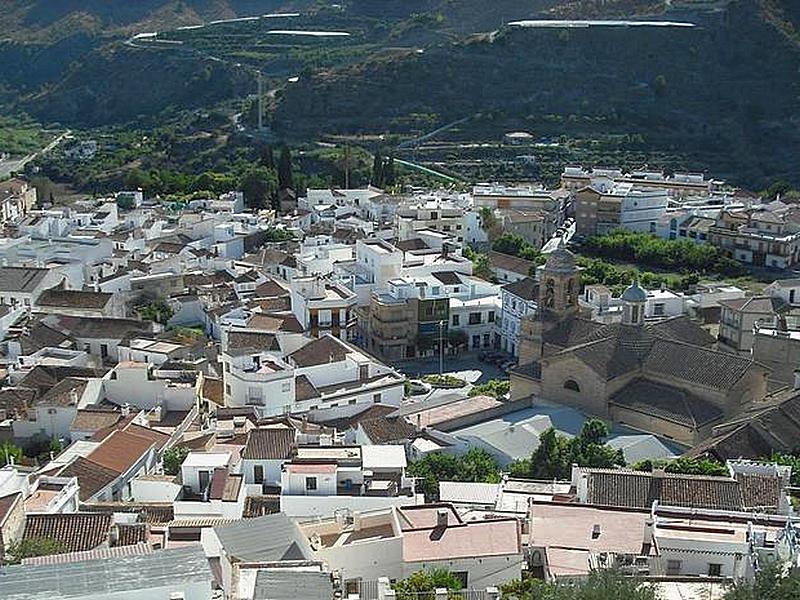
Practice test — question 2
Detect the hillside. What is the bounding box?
[270,0,800,187]
[1,0,798,188]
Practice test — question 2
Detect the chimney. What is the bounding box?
[121,403,131,418]
[436,508,449,529]
[353,511,362,531]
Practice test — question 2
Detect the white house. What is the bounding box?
[279,444,421,518]
[497,277,538,356]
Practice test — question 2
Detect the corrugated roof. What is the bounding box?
[253,569,334,600]
[214,513,311,563]
[1,545,211,600]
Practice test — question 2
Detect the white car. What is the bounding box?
[407,379,432,396]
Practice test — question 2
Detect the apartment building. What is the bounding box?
[718,295,789,354]
[497,277,538,356]
[367,272,500,360]
[395,198,466,241]
[709,206,800,269]
[561,166,720,198]
[290,275,358,341]
[574,180,669,235]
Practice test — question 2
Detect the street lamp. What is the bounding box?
[438,319,444,376]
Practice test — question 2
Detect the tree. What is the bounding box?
[480,207,502,241]
[277,145,294,190]
[6,537,67,564]
[240,166,278,210]
[370,153,384,187]
[392,569,463,599]
[383,156,396,186]
[770,454,800,486]
[501,570,658,600]
[0,441,23,466]
[407,448,501,501]
[137,297,174,325]
[163,446,190,476]
[512,419,624,480]
[632,457,728,477]
[491,233,543,263]
[259,144,275,170]
[468,379,510,398]
[463,246,494,281]
[724,564,800,600]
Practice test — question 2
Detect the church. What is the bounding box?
[510,247,770,446]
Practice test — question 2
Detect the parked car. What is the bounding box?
[407,379,431,396]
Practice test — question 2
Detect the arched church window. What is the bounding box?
[545,279,555,308]
[564,379,581,392]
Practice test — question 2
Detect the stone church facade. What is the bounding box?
[511,247,770,445]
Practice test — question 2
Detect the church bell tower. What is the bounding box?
[518,246,579,365]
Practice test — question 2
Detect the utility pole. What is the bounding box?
[344,145,351,189]
[257,71,264,131]
[438,319,444,376]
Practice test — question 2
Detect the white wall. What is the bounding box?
[130,478,181,503]
[280,494,424,518]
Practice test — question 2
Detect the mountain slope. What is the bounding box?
[270,0,800,187]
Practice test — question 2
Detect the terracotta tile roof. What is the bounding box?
[487,251,536,276]
[226,331,280,353]
[202,377,224,406]
[289,336,350,368]
[114,523,148,547]
[0,491,22,526]
[243,495,281,518]
[609,378,723,428]
[70,409,122,434]
[736,473,783,512]
[294,374,319,402]
[36,288,113,309]
[242,428,296,460]
[81,502,174,524]
[687,389,800,462]
[86,429,162,473]
[247,312,304,333]
[583,468,745,511]
[0,387,37,419]
[360,415,417,444]
[253,279,289,298]
[23,513,112,553]
[502,276,539,301]
[58,457,119,501]
[33,377,87,408]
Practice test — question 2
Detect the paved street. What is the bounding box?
[396,352,506,384]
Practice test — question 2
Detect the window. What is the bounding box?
[488,311,495,323]
[305,477,317,491]
[564,379,581,393]
[482,333,490,347]
[472,335,480,348]
[708,563,722,577]
[100,344,108,358]
[253,465,264,484]
[452,314,460,326]
[791,290,796,304]
[468,312,481,325]
[653,303,665,317]
[373,393,382,403]
[225,384,231,396]
[666,560,682,576]
[281,382,291,393]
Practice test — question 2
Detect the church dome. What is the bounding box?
[543,246,576,274]
[621,280,647,303]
